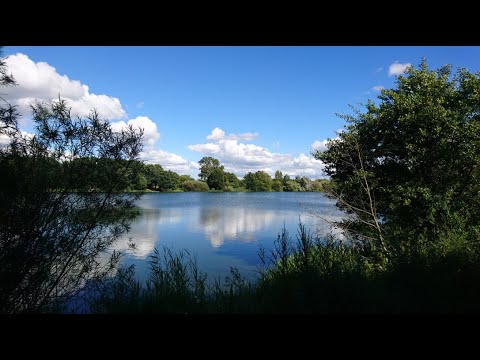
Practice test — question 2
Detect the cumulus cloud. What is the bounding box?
[311,134,342,153]
[311,139,330,152]
[188,127,326,178]
[372,85,384,92]
[110,116,197,175]
[4,53,126,120]
[388,61,411,76]
[111,116,160,147]
[141,149,199,174]
[206,127,259,142]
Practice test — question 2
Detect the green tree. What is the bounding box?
[272,179,283,192]
[0,97,144,313]
[207,168,226,190]
[284,180,301,192]
[157,170,180,191]
[181,180,209,192]
[198,156,224,182]
[225,172,240,188]
[274,170,283,181]
[144,164,164,190]
[244,171,272,192]
[315,59,480,260]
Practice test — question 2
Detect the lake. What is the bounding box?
[113,192,344,282]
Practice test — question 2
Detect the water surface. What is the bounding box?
[115,192,343,281]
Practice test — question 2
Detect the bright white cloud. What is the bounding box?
[141,149,199,175]
[372,85,384,92]
[110,116,197,175]
[111,116,160,148]
[311,134,341,152]
[189,127,326,178]
[311,139,330,152]
[388,61,411,76]
[206,127,259,142]
[4,53,126,120]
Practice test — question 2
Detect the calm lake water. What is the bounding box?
[114,192,344,282]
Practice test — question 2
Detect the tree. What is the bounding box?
[144,164,164,190]
[244,171,272,192]
[207,168,226,190]
[198,156,223,182]
[225,172,240,189]
[272,179,283,192]
[0,53,145,312]
[157,170,180,191]
[274,170,283,181]
[181,180,209,192]
[315,59,480,260]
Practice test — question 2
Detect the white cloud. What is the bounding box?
[4,53,126,120]
[372,85,384,92]
[111,116,160,148]
[141,149,199,175]
[311,139,330,152]
[206,127,259,142]
[188,127,326,178]
[110,116,197,175]
[388,61,411,76]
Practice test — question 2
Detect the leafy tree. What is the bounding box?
[284,180,301,192]
[225,172,240,188]
[274,170,283,181]
[157,170,180,191]
[315,59,480,260]
[272,179,283,192]
[179,174,194,184]
[198,156,223,182]
[244,171,272,192]
[181,180,209,192]
[144,164,164,190]
[283,174,291,187]
[0,97,144,313]
[207,168,226,190]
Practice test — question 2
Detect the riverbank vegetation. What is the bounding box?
[2,49,480,313]
[89,59,480,313]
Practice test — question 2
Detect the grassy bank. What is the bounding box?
[85,222,480,314]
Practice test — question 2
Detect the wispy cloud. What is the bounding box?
[136,101,144,109]
[372,85,384,92]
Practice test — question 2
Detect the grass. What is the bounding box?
[84,222,480,314]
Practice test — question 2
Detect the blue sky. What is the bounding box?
[3,46,480,178]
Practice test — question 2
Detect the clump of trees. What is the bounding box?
[196,157,329,192]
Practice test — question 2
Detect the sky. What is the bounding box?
[3,46,480,179]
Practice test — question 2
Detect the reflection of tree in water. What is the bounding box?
[197,207,276,248]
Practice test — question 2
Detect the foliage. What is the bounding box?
[244,171,272,192]
[198,156,224,182]
[207,168,226,190]
[0,98,144,313]
[315,59,480,260]
[181,180,210,192]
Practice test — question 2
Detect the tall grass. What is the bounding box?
[89,221,480,313]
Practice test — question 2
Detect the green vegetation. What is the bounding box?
[91,59,480,313]
[2,48,480,313]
